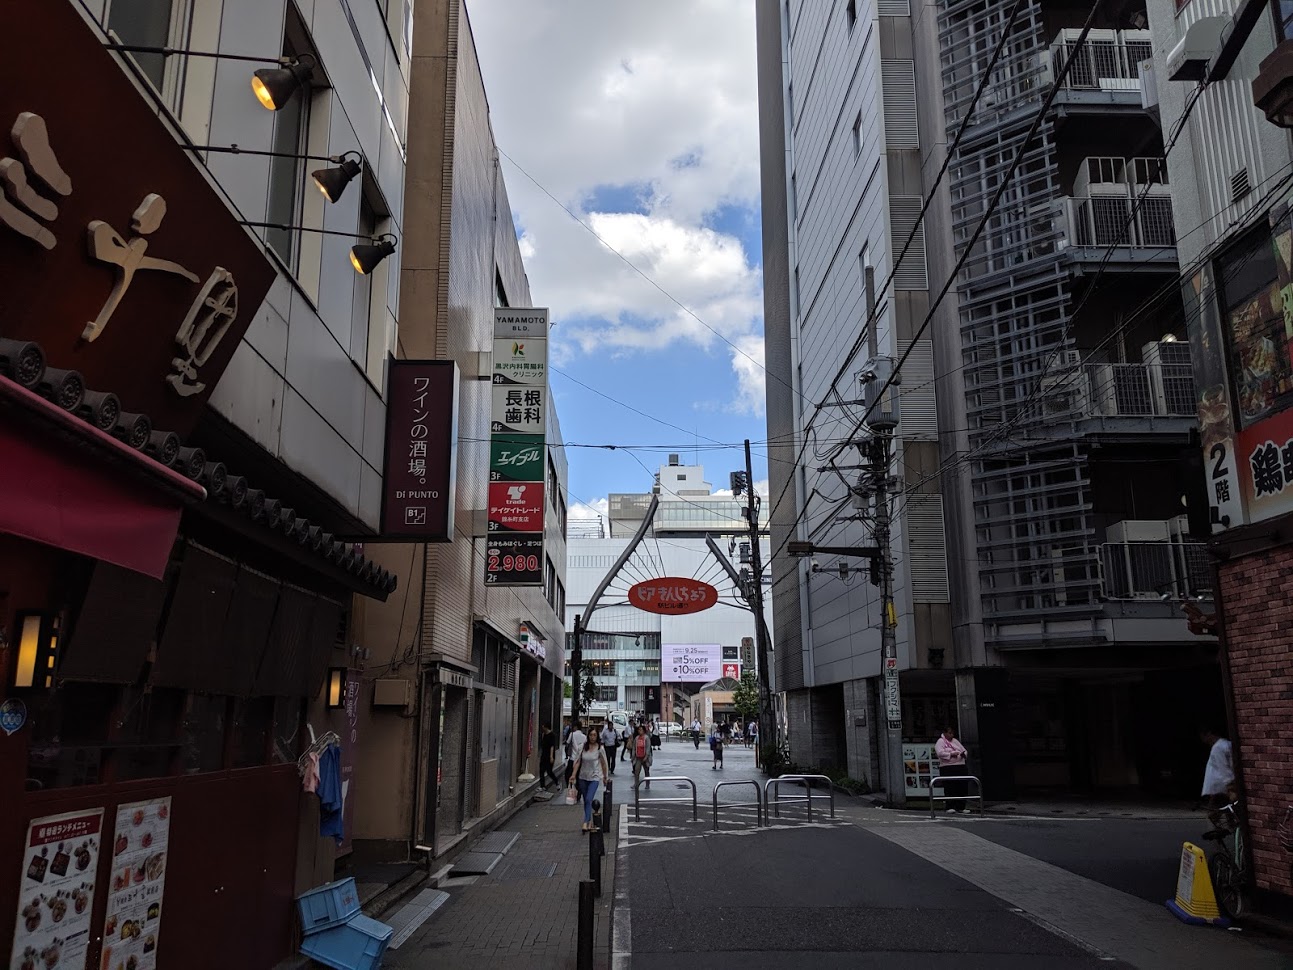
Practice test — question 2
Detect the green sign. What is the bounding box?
[489,434,545,483]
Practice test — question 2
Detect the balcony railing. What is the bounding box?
[1064,195,1177,250]
[1039,363,1196,419]
[1050,29,1152,92]
[1099,540,1212,600]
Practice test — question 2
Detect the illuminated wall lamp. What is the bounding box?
[326,667,347,709]
[239,222,398,275]
[102,44,315,112]
[12,612,58,690]
[186,146,363,204]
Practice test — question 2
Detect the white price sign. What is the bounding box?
[661,643,722,683]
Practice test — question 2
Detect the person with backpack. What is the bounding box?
[710,724,724,769]
[631,723,653,790]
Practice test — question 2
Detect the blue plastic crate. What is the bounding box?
[300,913,394,970]
[296,877,362,934]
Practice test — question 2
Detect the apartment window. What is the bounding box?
[852,111,863,156]
[846,0,858,30]
[265,40,313,267]
[106,0,190,106]
[352,195,377,363]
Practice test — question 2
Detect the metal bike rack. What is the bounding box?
[928,775,984,818]
[712,780,764,831]
[633,775,698,821]
[764,774,835,820]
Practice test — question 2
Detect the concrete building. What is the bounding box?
[757,0,1224,801]
[1142,0,1293,909]
[565,458,769,724]
[350,0,569,865]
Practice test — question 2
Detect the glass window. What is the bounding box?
[107,0,187,102]
[25,684,118,791]
[115,687,185,781]
[181,694,228,774]
[352,195,377,364]
[265,42,311,267]
[271,697,304,765]
[233,697,275,768]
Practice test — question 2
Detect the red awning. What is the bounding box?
[0,376,204,578]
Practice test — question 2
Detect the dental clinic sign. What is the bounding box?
[0,0,275,434]
[485,309,549,586]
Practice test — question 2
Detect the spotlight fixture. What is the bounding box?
[251,54,316,111]
[312,153,363,203]
[349,234,398,275]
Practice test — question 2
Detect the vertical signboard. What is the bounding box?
[101,798,172,970]
[884,656,901,731]
[10,809,103,970]
[486,309,549,586]
[381,360,459,540]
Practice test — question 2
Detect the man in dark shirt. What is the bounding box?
[538,724,561,791]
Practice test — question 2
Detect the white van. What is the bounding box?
[607,710,632,736]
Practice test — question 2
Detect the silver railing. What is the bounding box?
[632,775,698,821]
[764,774,836,820]
[1050,30,1152,91]
[929,775,985,817]
[1064,195,1176,250]
[1039,362,1196,420]
[713,780,764,830]
[1099,540,1212,600]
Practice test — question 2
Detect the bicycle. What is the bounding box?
[1203,799,1250,920]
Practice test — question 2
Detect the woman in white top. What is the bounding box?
[572,733,609,832]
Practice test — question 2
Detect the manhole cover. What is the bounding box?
[493,860,557,882]
[450,851,502,875]
[474,831,520,855]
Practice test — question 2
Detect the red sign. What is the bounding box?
[485,535,544,586]
[0,1,275,434]
[487,480,545,533]
[380,360,458,540]
[1236,406,1293,525]
[722,663,740,680]
[628,578,719,615]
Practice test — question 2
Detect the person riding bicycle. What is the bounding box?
[1200,726,1234,811]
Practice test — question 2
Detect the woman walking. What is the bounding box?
[630,723,654,790]
[571,733,609,833]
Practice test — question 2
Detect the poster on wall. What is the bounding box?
[660,643,722,683]
[9,809,103,970]
[99,797,172,970]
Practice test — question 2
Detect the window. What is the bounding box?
[352,194,377,363]
[847,0,858,29]
[106,0,190,106]
[790,172,798,222]
[496,269,509,307]
[351,183,395,390]
[265,39,312,267]
[852,110,863,156]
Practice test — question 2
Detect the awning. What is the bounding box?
[0,375,204,579]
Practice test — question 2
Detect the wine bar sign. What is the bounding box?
[380,360,459,540]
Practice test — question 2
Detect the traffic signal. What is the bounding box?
[730,471,748,496]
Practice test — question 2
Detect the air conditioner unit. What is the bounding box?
[1088,362,1120,415]
[1074,157,1129,197]
[1039,370,1088,417]
[1142,339,1191,367]
[1106,519,1172,542]
[1142,339,1193,413]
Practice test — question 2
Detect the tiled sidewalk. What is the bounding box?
[385,783,619,969]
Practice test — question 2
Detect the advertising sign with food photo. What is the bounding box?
[98,798,171,970]
[1237,407,1293,524]
[9,808,103,970]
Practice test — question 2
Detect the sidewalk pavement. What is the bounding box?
[383,780,619,969]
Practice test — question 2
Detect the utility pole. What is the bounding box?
[570,612,584,726]
[741,439,777,765]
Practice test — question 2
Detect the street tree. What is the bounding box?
[733,669,760,725]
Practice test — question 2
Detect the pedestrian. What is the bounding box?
[748,719,758,750]
[570,732,609,833]
[1200,726,1235,810]
[935,725,969,812]
[650,719,661,750]
[600,720,618,774]
[538,723,561,791]
[691,717,702,749]
[620,721,632,763]
[631,723,653,790]
[564,719,587,791]
[710,725,724,769]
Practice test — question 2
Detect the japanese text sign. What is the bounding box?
[1237,407,1293,523]
[487,481,546,533]
[0,1,275,434]
[628,578,719,615]
[381,360,459,540]
[661,643,722,683]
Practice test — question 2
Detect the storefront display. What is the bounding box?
[99,798,171,970]
[8,809,102,970]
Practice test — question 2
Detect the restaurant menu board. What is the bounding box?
[902,744,937,797]
[9,808,103,970]
[98,798,171,970]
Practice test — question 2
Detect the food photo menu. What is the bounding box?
[98,799,171,970]
[9,809,103,970]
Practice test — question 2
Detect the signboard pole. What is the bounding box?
[873,432,905,807]
[743,440,777,766]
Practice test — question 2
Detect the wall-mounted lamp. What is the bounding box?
[12,612,58,690]
[187,146,363,204]
[239,222,398,275]
[326,667,347,709]
[103,44,316,113]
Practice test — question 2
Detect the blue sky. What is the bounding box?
[469,1,770,520]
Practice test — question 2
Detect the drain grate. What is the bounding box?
[492,860,557,882]
[449,851,503,875]
[473,831,520,855]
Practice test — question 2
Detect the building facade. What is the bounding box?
[349,0,569,865]
[565,459,770,726]
[1,0,407,965]
[758,0,1225,800]
[1144,0,1293,907]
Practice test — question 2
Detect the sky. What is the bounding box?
[468,1,771,526]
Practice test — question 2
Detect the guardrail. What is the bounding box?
[764,774,836,821]
[713,780,764,831]
[929,774,985,817]
[633,775,698,821]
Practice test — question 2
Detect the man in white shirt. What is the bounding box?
[600,721,618,774]
[1201,727,1235,809]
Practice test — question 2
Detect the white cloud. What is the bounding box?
[569,497,609,521]
[468,1,764,411]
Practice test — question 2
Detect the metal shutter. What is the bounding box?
[906,494,950,603]
[889,196,929,290]
[899,339,937,438]
[882,60,919,150]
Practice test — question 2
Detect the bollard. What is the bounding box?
[577,880,595,970]
[590,827,604,897]
[601,779,613,834]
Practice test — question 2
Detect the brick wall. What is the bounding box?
[1219,544,1293,898]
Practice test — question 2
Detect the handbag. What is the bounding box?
[565,786,577,806]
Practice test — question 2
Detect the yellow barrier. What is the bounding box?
[1164,841,1229,927]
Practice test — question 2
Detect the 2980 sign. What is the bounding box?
[484,535,544,586]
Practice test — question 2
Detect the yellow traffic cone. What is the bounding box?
[1165,842,1229,926]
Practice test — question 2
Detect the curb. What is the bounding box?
[1241,911,1293,940]
[363,867,429,920]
